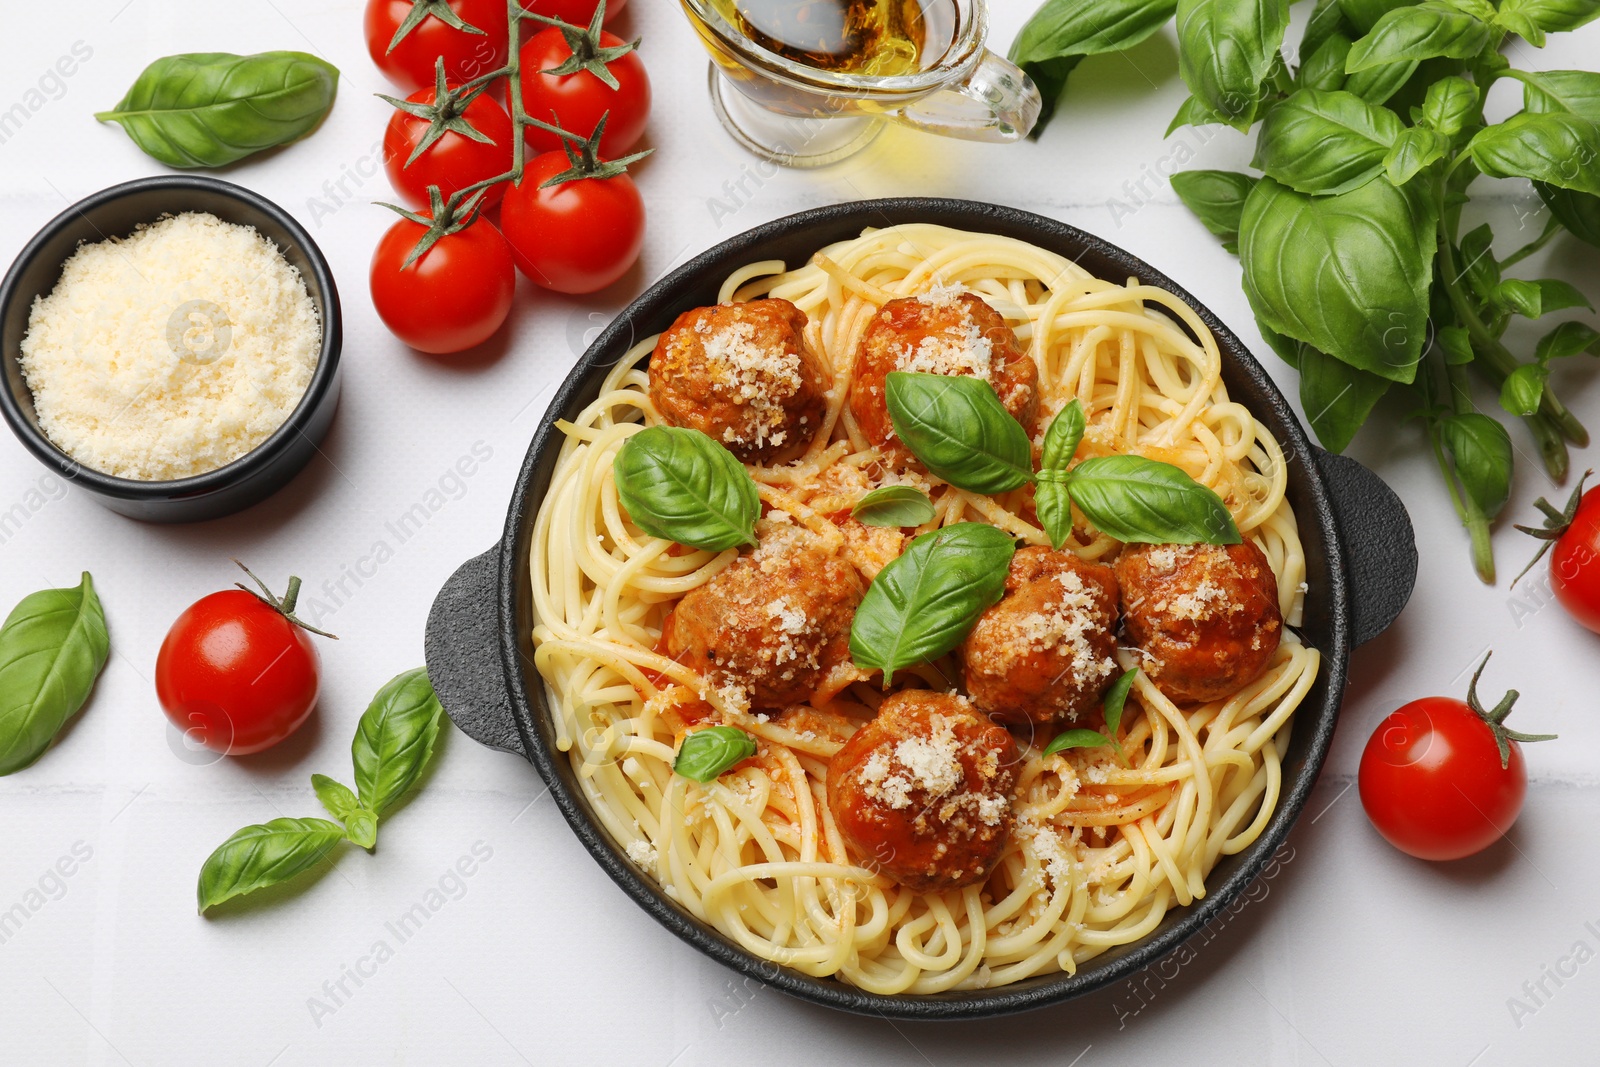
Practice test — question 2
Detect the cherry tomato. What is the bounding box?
[518,25,650,158]
[1548,479,1600,633]
[498,150,644,294]
[371,215,516,354]
[384,84,515,210]
[1359,658,1554,861]
[157,575,326,756]
[366,0,509,93]
[520,0,626,27]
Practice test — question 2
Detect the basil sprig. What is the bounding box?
[614,426,760,551]
[849,523,1017,684]
[1043,667,1140,757]
[197,669,448,911]
[0,574,110,776]
[852,485,937,528]
[1034,402,1240,549]
[96,51,340,169]
[674,726,758,782]
[885,372,1034,494]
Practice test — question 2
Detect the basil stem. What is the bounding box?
[0,574,110,776]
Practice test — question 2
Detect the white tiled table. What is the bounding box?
[3,3,1598,1064]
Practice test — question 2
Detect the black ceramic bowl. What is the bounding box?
[425,199,1418,1019]
[0,175,343,523]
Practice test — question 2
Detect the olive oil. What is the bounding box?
[713,0,949,77]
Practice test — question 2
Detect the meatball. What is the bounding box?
[666,526,863,710]
[648,298,829,465]
[961,547,1120,731]
[1114,541,1282,704]
[828,691,1019,892]
[848,290,1038,456]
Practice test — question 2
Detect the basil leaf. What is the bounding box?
[1103,667,1140,738]
[0,574,110,776]
[1441,413,1513,517]
[1344,6,1492,72]
[1010,0,1179,125]
[852,486,937,528]
[1038,400,1087,550]
[1500,364,1550,416]
[1492,278,1593,319]
[1468,113,1600,197]
[1175,0,1291,129]
[1535,321,1600,361]
[1437,324,1476,364]
[1422,76,1478,137]
[1343,57,1419,104]
[1497,0,1600,41]
[353,668,446,817]
[1458,223,1500,301]
[1520,69,1600,119]
[614,426,760,551]
[311,774,359,821]
[885,372,1034,495]
[1298,344,1393,452]
[1167,93,1232,134]
[197,817,345,912]
[95,51,339,169]
[1304,0,1354,59]
[1299,32,1352,92]
[1043,728,1115,756]
[343,809,379,850]
[1066,456,1242,544]
[849,523,1016,684]
[1023,55,1083,129]
[1252,89,1403,195]
[1238,176,1434,383]
[1536,182,1600,248]
[1337,0,1407,33]
[673,726,758,783]
[1171,170,1258,252]
[1385,126,1450,184]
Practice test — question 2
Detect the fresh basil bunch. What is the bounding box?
[197,668,447,912]
[0,574,110,776]
[1012,0,1600,583]
[96,51,339,169]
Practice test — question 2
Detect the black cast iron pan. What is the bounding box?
[424,198,1417,1019]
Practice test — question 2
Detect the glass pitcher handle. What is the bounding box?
[890,49,1042,143]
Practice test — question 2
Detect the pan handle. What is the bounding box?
[1312,448,1417,647]
[425,547,526,757]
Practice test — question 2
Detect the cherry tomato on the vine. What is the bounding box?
[384,84,515,210]
[156,568,331,756]
[498,150,644,294]
[519,25,650,158]
[1515,471,1600,634]
[1358,656,1555,861]
[366,0,510,93]
[371,216,516,354]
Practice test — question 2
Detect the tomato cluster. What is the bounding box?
[364,0,651,355]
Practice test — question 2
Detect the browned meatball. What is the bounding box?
[848,291,1038,458]
[666,527,863,710]
[648,299,829,465]
[960,547,1120,731]
[1114,542,1282,704]
[828,691,1019,892]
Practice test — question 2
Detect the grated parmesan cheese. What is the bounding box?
[625,839,658,866]
[701,316,803,451]
[19,212,321,481]
[897,315,994,379]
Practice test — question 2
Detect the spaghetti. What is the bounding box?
[529,224,1318,993]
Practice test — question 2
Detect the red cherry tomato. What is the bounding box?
[498,150,644,294]
[157,587,322,756]
[518,25,650,158]
[520,0,626,26]
[1359,659,1554,861]
[371,215,516,354]
[366,0,509,93]
[384,84,515,210]
[1548,481,1600,633]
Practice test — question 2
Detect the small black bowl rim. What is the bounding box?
[0,174,342,502]
[495,197,1351,1019]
